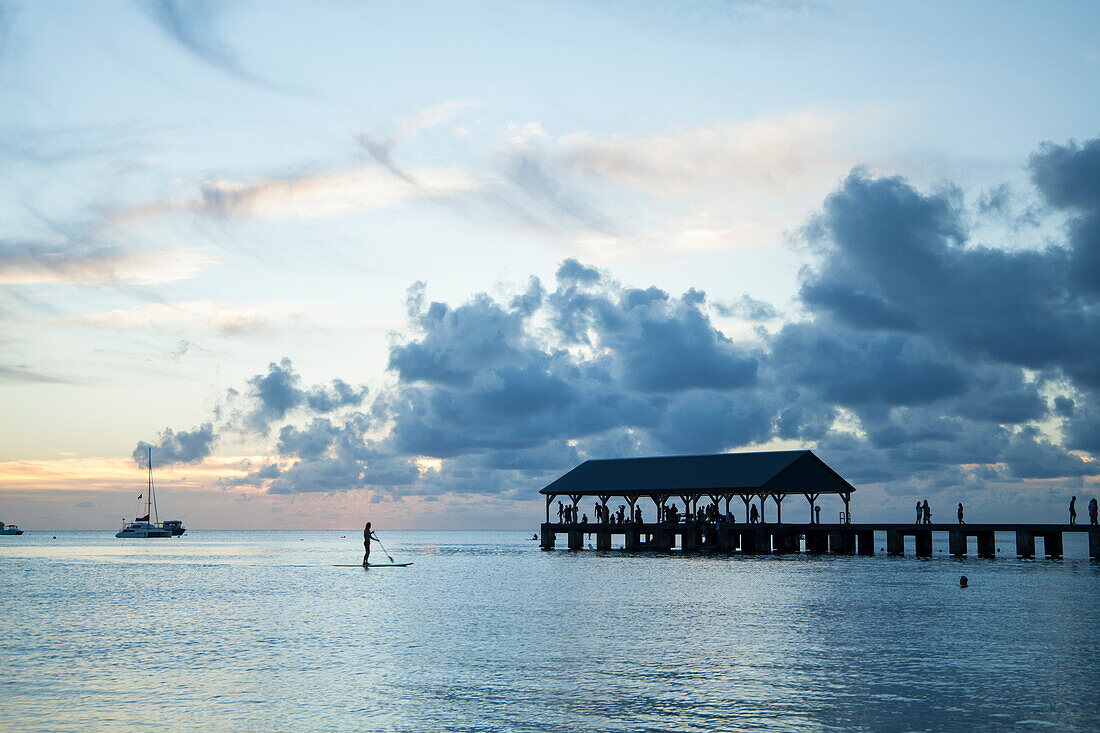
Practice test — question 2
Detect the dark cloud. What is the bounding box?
[770,324,968,408]
[132,423,215,467]
[237,358,367,435]
[1062,391,1100,455]
[801,166,1100,386]
[1030,138,1100,295]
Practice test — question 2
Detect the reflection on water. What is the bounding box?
[2,530,1098,732]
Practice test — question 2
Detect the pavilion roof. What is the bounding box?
[539,450,854,497]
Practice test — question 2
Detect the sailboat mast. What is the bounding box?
[146,447,152,521]
[148,446,159,524]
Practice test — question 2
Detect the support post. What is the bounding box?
[775,527,799,553]
[914,530,932,558]
[1016,531,1035,558]
[716,521,733,551]
[740,494,752,523]
[830,529,855,555]
[841,492,851,524]
[596,528,611,551]
[886,529,904,556]
[806,530,829,554]
[540,522,555,550]
[681,522,699,552]
[739,527,764,554]
[650,522,672,551]
[976,531,995,558]
[1089,530,1100,561]
[804,492,819,523]
[1043,532,1063,559]
[857,530,875,555]
[567,528,583,551]
[949,530,967,557]
[773,493,786,524]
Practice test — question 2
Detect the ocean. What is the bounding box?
[2,530,1098,732]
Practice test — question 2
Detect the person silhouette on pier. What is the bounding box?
[557,502,564,522]
[815,505,821,525]
[363,522,378,566]
[915,501,922,524]
[750,504,759,524]
[1089,497,1098,526]
[1069,496,1076,525]
[922,500,931,525]
[957,503,965,525]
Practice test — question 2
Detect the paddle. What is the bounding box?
[373,533,395,563]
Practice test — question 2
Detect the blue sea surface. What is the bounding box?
[1,530,1098,732]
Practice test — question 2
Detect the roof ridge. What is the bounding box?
[582,449,809,464]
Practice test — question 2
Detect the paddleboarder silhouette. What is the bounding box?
[363,522,377,566]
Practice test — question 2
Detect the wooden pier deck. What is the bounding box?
[540,522,1100,559]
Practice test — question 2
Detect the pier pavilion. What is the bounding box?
[538,450,1100,559]
[540,450,855,552]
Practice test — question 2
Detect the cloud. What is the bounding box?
[357,100,479,179]
[0,241,219,285]
[132,423,216,467]
[61,300,306,336]
[143,0,270,86]
[799,166,1100,386]
[1029,138,1100,295]
[154,138,1100,503]
[192,166,480,219]
[0,364,76,385]
[560,111,849,196]
[234,358,368,435]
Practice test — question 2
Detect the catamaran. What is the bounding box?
[116,448,186,538]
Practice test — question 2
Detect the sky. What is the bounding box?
[1,0,1098,529]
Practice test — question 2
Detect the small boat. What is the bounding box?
[161,520,186,536]
[0,522,23,535]
[116,448,186,539]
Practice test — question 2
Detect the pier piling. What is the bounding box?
[886,529,904,556]
[915,531,933,558]
[1016,530,1035,558]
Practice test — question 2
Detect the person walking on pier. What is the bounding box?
[957,503,965,525]
[922,500,931,525]
[750,504,759,524]
[915,501,922,524]
[557,502,564,522]
[1088,497,1098,525]
[1069,496,1076,525]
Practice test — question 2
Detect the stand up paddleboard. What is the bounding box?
[333,563,413,567]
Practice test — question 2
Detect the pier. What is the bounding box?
[539,521,1100,559]
[538,451,1100,559]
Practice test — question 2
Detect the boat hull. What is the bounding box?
[115,522,172,538]
[0,529,23,535]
